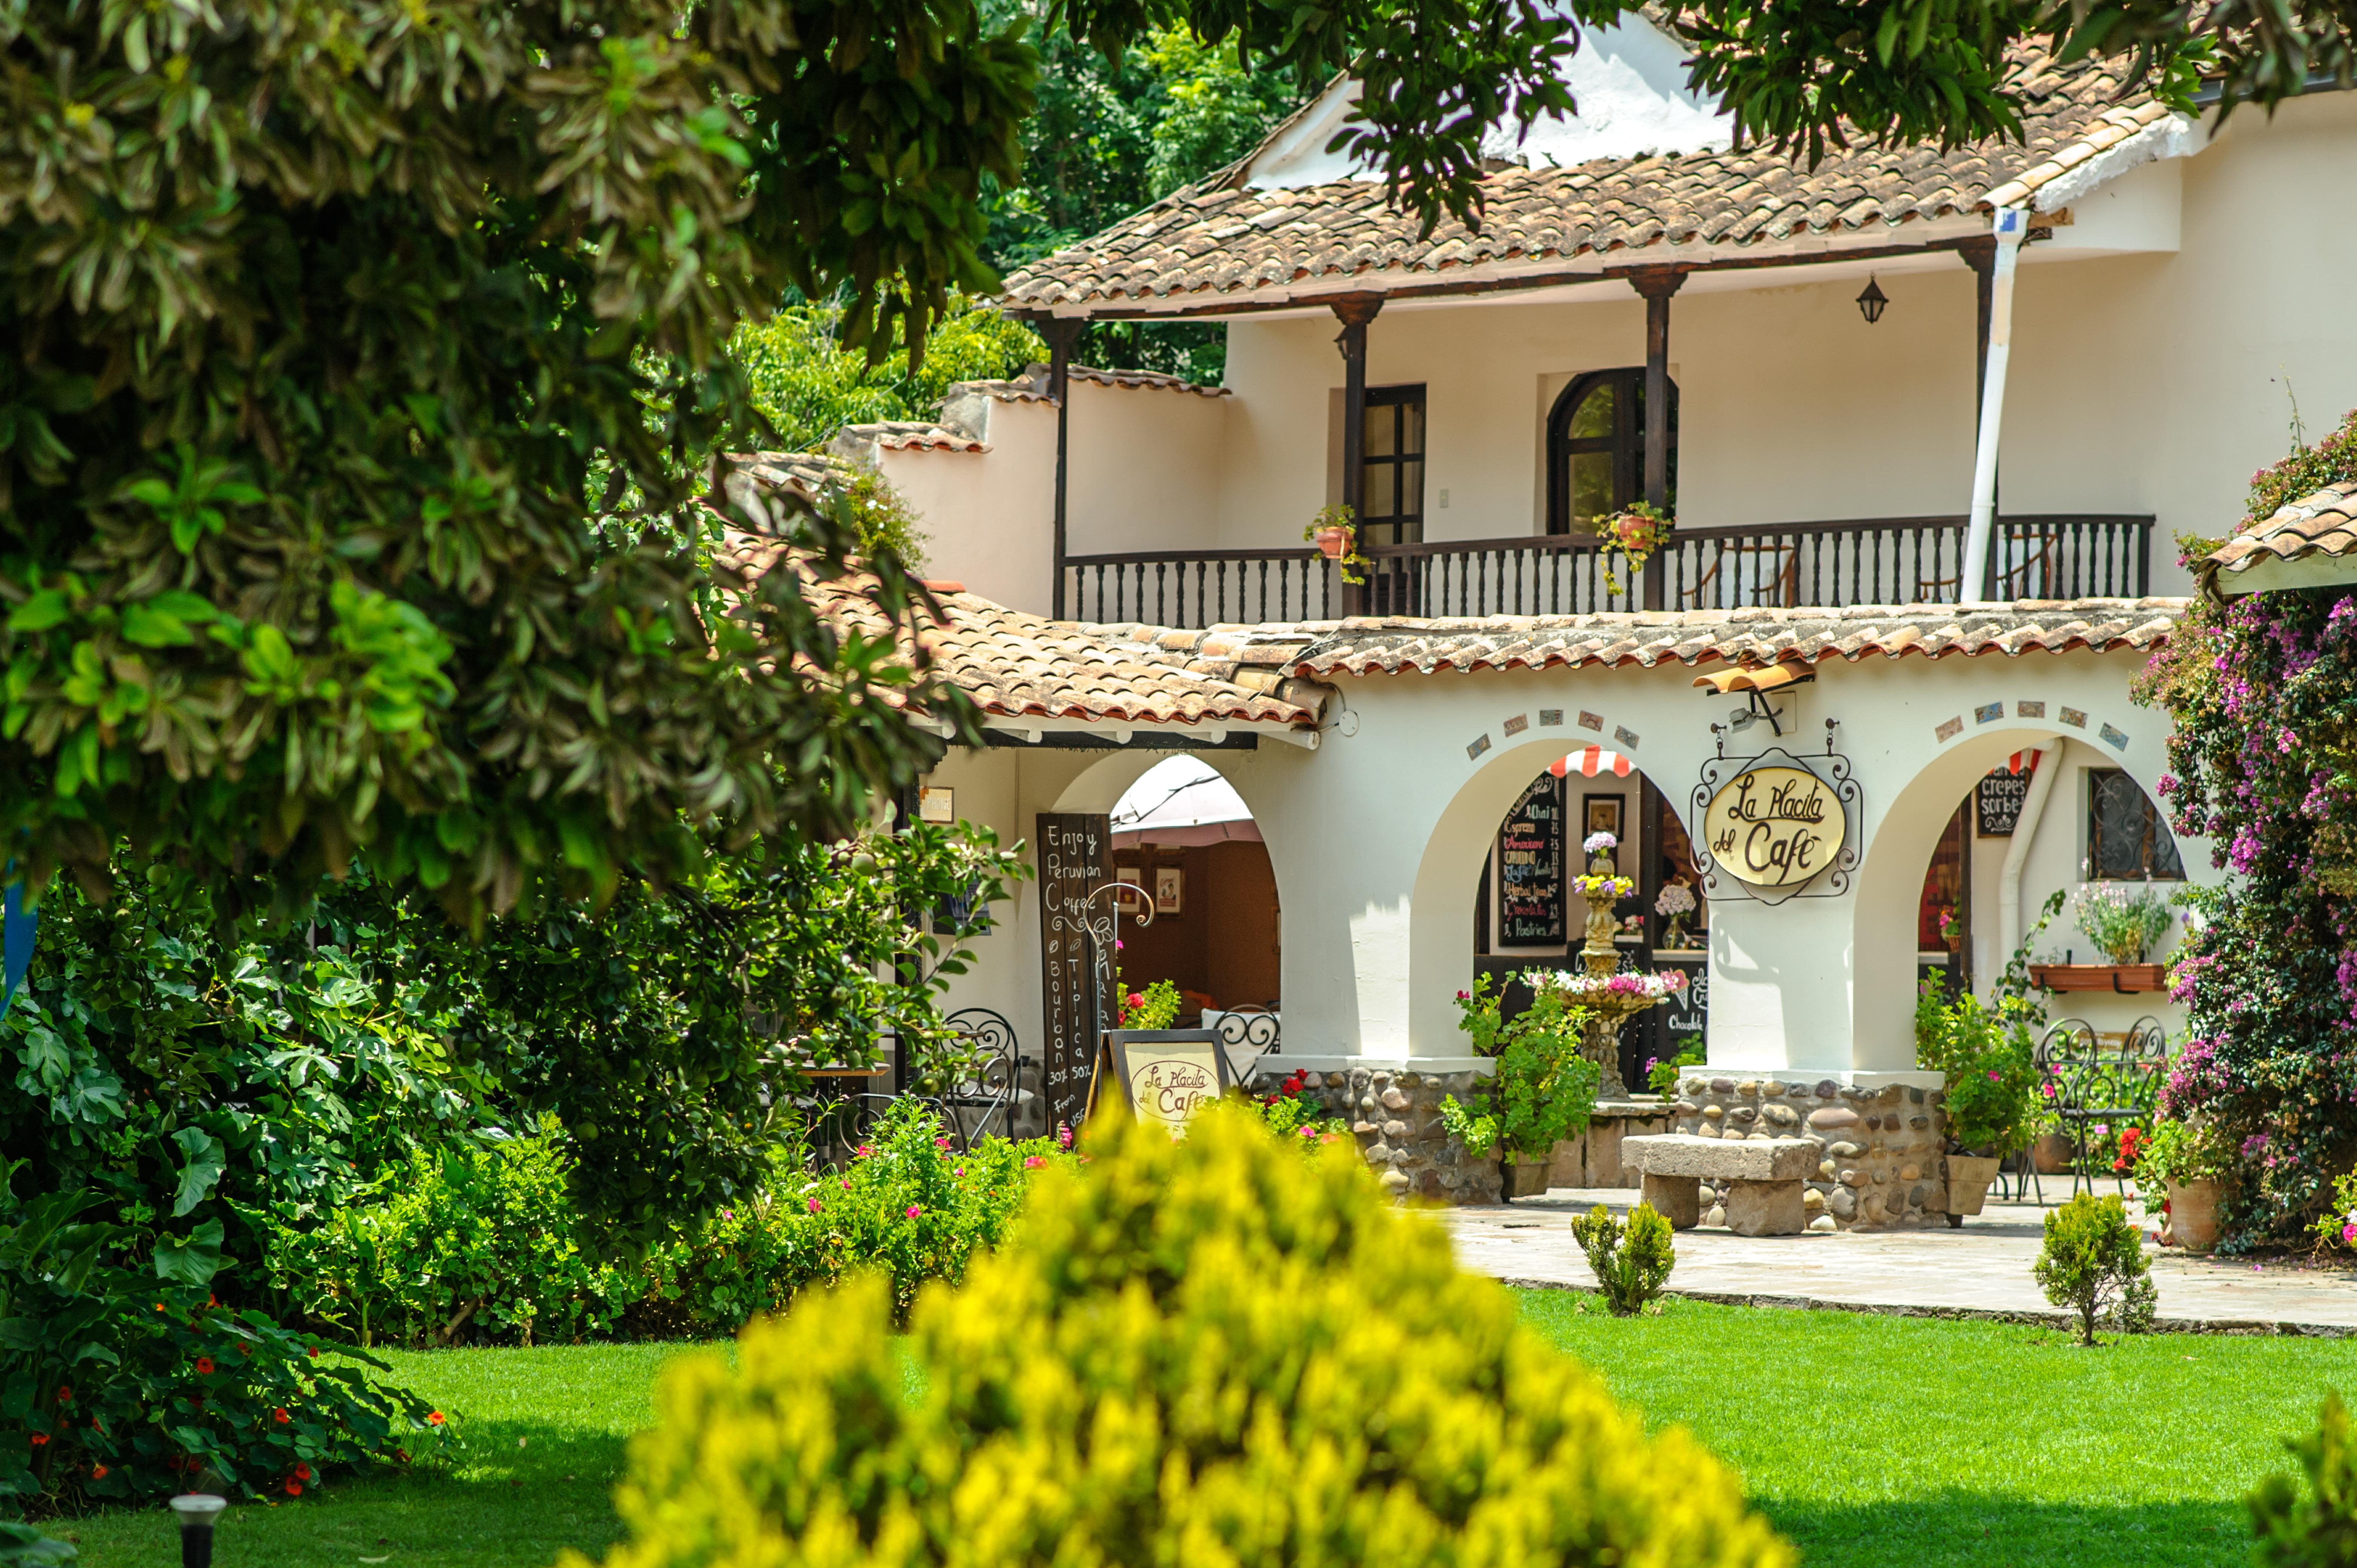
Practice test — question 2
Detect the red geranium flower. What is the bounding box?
[28,1434,46,1448]
[273,1408,291,1425]
[426,1411,446,1427]
[285,1479,303,1496]
[307,1346,319,1359]
[195,1357,215,1375]
[56,1386,71,1404]
[91,1464,109,1479]
[294,1462,312,1481]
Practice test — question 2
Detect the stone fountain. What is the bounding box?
[1563,833,1681,1099]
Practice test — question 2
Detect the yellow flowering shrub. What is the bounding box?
[578,1104,1793,1568]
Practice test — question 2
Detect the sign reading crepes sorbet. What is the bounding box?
[1701,765,1849,890]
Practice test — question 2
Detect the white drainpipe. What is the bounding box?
[1960,206,2029,605]
[1997,738,2067,970]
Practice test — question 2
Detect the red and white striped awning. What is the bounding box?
[1550,745,1634,779]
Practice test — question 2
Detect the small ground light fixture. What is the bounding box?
[1856,275,1889,324]
[171,1493,229,1568]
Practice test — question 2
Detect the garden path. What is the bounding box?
[1444,1191,2357,1332]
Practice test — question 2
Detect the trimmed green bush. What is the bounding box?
[2032,1193,2158,1345]
[581,1104,1793,1568]
[1572,1202,1677,1316]
[2250,1391,2357,1566]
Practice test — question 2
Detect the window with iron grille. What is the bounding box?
[2087,768,2184,880]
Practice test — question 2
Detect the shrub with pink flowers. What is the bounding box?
[2135,408,2357,1248]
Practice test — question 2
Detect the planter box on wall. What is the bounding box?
[2028,963,2169,994]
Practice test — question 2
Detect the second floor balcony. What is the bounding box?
[1063,512,2156,629]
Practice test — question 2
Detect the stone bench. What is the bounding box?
[1621,1134,1820,1236]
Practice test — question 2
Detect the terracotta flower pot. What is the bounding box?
[1314,526,1349,559]
[2166,1177,2223,1253]
[1946,1155,2002,1218]
[2031,1132,2074,1174]
[1501,1158,1552,1200]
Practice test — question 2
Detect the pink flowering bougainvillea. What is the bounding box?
[2135,411,2357,1247]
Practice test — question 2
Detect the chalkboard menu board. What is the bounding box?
[1977,768,2032,836]
[1498,774,1566,946]
[1037,812,1112,1136]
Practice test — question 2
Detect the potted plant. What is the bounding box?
[1655,878,1698,950]
[1596,502,1672,594]
[1914,975,2039,1223]
[2133,1115,2232,1252]
[1303,503,1371,586]
[2029,884,2178,992]
[1442,975,1600,1199]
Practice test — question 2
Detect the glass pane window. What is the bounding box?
[2088,769,2185,880]
[1570,452,1615,530]
[1546,368,1676,535]
[1569,381,1615,440]
[1358,385,1425,543]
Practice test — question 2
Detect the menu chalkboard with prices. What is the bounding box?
[1036,812,1112,1136]
[1497,774,1566,946]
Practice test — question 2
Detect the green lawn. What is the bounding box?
[49,1342,729,1568]
[44,1302,2354,1568]
[1519,1289,2355,1568]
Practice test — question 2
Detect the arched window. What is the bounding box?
[1545,368,1678,535]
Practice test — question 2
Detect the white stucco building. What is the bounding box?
[744,34,2355,1200]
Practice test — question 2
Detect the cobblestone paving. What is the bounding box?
[1444,1188,2357,1332]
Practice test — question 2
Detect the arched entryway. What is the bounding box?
[1105,756,1282,1027]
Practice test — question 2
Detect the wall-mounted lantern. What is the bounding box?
[1856,275,1889,325]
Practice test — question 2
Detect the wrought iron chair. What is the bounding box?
[1211,1006,1281,1085]
[935,1007,1024,1150]
[2032,1015,2170,1200]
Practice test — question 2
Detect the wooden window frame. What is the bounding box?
[1359,384,1426,548]
[1544,367,1678,535]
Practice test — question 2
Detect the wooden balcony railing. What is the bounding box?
[1061,514,2154,629]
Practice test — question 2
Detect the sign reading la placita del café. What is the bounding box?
[1699,763,1851,895]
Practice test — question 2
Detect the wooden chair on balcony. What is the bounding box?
[1681,539,1799,609]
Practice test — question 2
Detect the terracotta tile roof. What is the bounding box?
[949,364,1230,403]
[830,421,989,454]
[1269,599,2188,678]
[2200,482,2357,589]
[1004,50,2181,312]
[723,450,843,506]
[720,532,1325,730]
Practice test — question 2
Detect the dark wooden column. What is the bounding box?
[1331,294,1383,617]
[1628,267,1686,612]
[1045,317,1081,620]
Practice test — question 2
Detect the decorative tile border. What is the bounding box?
[2100,722,2130,751]
[2060,707,2087,729]
[1935,716,1964,742]
[1974,701,2004,724]
[2017,700,2046,719]
[1503,713,1529,737]
[1615,725,1641,748]
[1578,710,1604,731]
[1540,709,1564,727]
[1467,733,1492,760]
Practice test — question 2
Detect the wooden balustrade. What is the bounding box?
[1060,514,2153,629]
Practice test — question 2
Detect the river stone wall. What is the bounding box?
[1250,1065,1502,1204]
[1671,1075,1950,1231]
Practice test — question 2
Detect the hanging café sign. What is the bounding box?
[1690,736,1859,905]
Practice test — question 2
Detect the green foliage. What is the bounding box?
[1117,978,1184,1030]
[821,465,933,573]
[0,1523,74,1567]
[581,1104,1794,1568]
[2032,1194,2158,1346]
[5,823,1026,1272]
[0,1181,438,1516]
[2251,1392,2357,1568]
[1454,974,1600,1159]
[1915,975,2040,1156]
[0,0,1026,919]
[264,1125,623,1350]
[1438,1093,1501,1157]
[2243,409,2357,533]
[2311,1168,2357,1257]
[2075,883,2177,966]
[1244,1068,1350,1150]
[731,300,1045,458]
[1571,1202,1676,1316]
[1649,1034,1707,1095]
[2134,1116,2233,1206]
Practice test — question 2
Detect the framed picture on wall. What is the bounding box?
[1583,794,1624,845]
[1155,864,1185,915]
